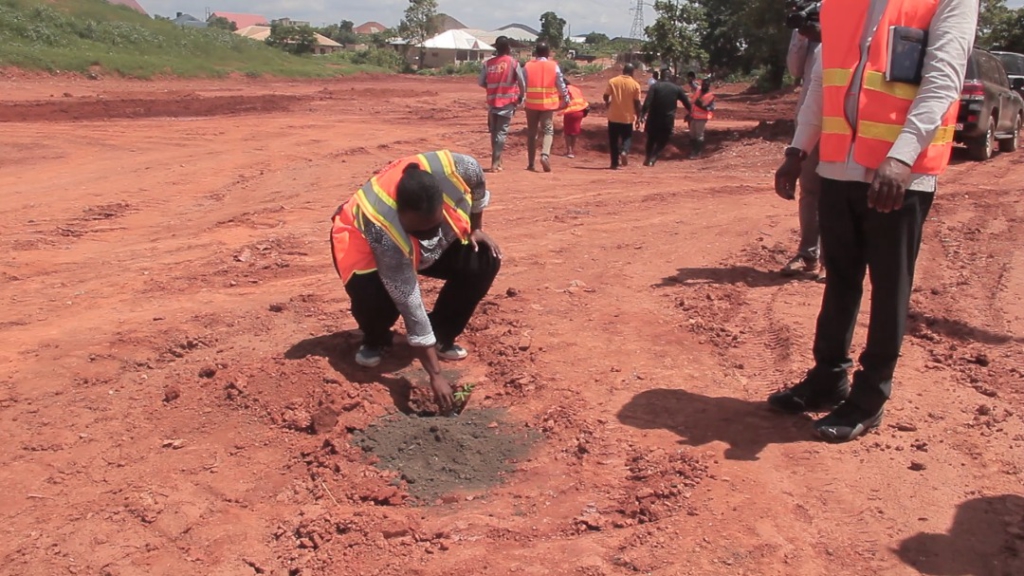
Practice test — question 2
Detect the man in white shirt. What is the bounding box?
[769,0,977,442]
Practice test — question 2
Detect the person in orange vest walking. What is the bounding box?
[688,78,715,158]
[522,42,571,172]
[330,151,502,412]
[479,36,526,173]
[770,0,976,442]
[560,78,590,158]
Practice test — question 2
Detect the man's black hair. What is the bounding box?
[624,63,635,75]
[653,70,660,80]
[495,36,511,55]
[396,164,443,215]
[535,42,551,58]
[687,71,696,79]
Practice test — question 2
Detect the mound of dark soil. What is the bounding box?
[352,408,537,502]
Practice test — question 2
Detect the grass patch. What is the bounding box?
[0,0,379,78]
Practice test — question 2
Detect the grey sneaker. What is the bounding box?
[355,346,383,368]
[437,344,468,361]
[540,154,552,172]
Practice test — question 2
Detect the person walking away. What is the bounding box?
[780,19,826,280]
[642,71,692,166]
[770,0,976,442]
[561,78,589,158]
[479,36,526,173]
[688,78,715,158]
[647,70,660,90]
[686,71,700,95]
[604,64,643,169]
[522,42,571,172]
[330,151,502,412]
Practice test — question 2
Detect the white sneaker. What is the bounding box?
[355,346,382,367]
[437,344,468,361]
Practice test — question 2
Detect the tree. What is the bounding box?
[398,0,439,68]
[736,0,791,89]
[988,7,1024,52]
[318,20,360,46]
[266,23,318,55]
[539,11,567,49]
[978,0,1012,47]
[643,1,707,74]
[208,16,237,32]
[585,32,610,45]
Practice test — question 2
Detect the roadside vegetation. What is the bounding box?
[0,0,379,78]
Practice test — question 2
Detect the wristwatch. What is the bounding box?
[784,146,808,161]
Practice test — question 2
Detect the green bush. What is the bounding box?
[416,61,482,76]
[334,46,408,71]
[0,0,379,77]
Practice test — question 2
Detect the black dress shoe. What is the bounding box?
[767,374,850,414]
[815,402,884,443]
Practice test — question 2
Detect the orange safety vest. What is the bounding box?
[330,150,472,284]
[524,59,560,111]
[691,92,715,120]
[562,85,589,115]
[484,55,520,108]
[819,0,957,174]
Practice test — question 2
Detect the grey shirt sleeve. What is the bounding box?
[788,31,809,79]
[792,54,824,152]
[363,225,436,347]
[452,153,490,213]
[887,0,977,166]
[555,65,570,104]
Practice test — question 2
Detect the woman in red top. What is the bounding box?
[560,78,589,158]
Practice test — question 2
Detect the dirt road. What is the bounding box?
[1,71,1022,576]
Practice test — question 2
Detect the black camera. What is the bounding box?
[786,0,821,30]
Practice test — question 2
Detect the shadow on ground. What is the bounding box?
[616,387,812,461]
[896,494,1024,576]
[909,310,1024,346]
[285,331,418,413]
[656,265,797,289]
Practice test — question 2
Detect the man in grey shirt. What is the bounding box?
[478,36,526,172]
[781,25,825,281]
[769,0,977,442]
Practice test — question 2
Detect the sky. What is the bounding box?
[141,0,656,38]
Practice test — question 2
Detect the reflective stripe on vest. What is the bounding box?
[331,150,472,283]
[524,60,560,111]
[691,93,715,120]
[819,0,957,175]
[562,85,589,115]
[485,55,520,108]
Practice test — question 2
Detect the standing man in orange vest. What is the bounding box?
[688,78,715,158]
[770,0,976,442]
[479,36,526,173]
[522,42,571,172]
[330,151,502,412]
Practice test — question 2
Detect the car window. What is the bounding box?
[980,53,1009,88]
[996,53,1024,76]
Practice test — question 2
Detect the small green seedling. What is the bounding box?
[454,383,475,404]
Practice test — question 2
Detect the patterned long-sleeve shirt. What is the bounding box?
[362,153,490,348]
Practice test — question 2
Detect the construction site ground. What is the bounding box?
[1,70,1023,576]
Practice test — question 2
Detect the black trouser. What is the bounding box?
[344,240,501,349]
[645,119,674,162]
[810,179,934,412]
[608,122,634,167]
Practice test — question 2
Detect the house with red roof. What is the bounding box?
[107,0,147,15]
[209,12,269,30]
[354,21,387,35]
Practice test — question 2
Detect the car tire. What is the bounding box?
[998,112,1022,153]
[969,114,997,161]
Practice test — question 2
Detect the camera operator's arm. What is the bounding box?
[787,30,808,80]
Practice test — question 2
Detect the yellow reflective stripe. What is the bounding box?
[355,181,412,255]
[822,68,853,87]
[858,120,955,145]
[862,70,918,100]
[821,116,852,135]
